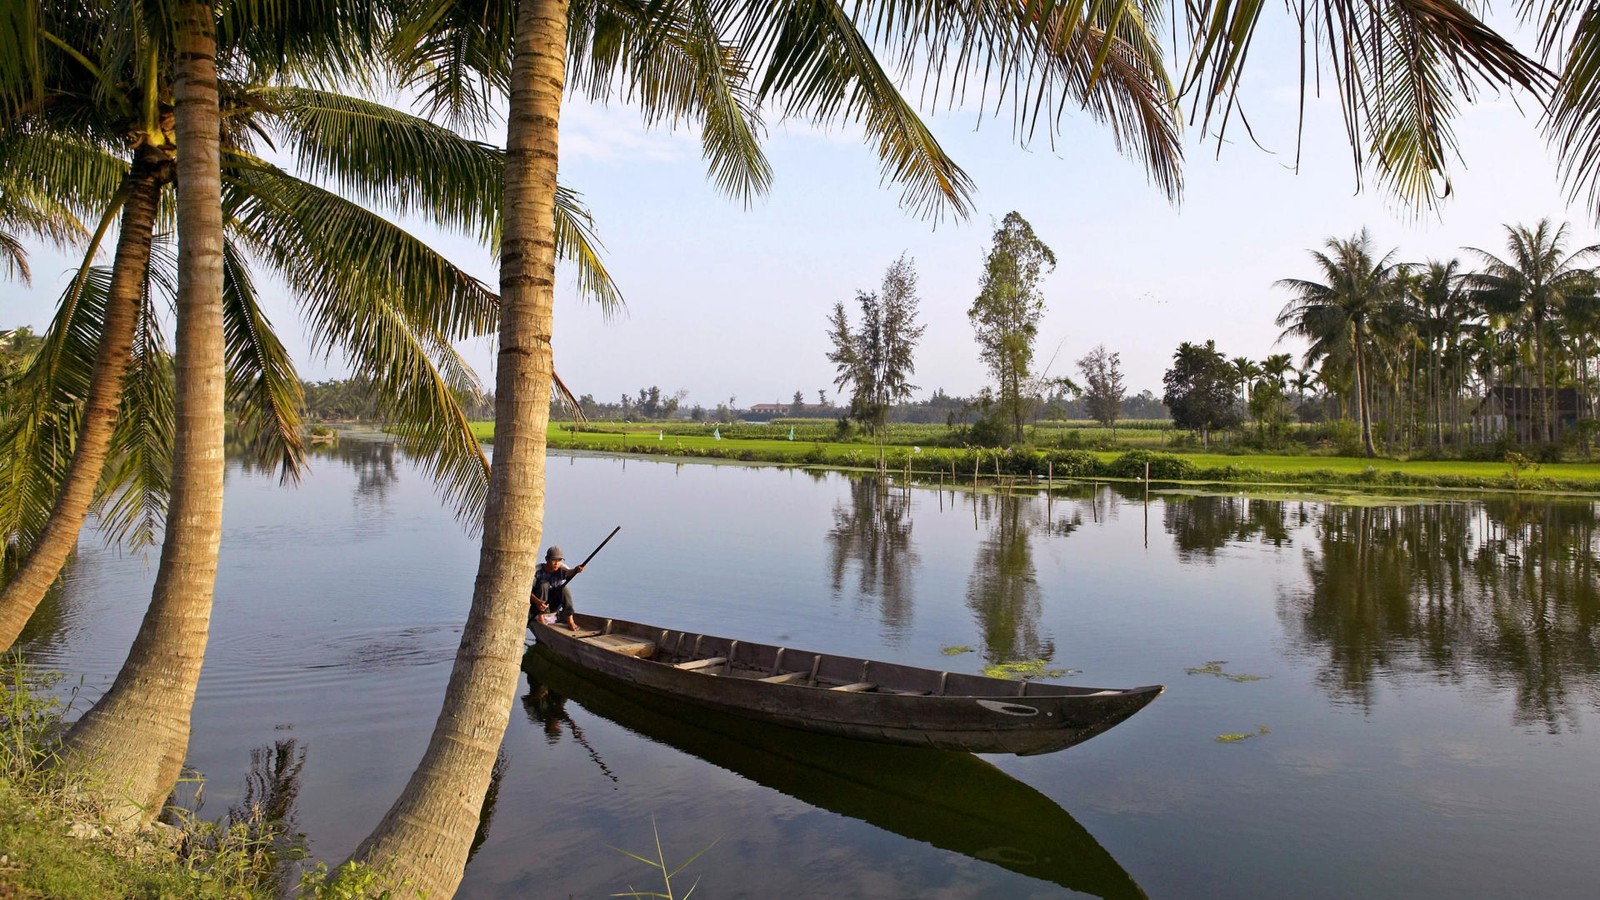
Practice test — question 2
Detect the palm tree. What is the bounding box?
[0,3,619,649]
[352,1,1188,894]
[1410,260,1467,450]
[1467,220,1600,445]
[1277,230,1404,458]
[53,0,230,826]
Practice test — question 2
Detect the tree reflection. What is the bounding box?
[1163,495,1295,560]
[965,493,1060,665]
[827,475,918,634]
[314,437,401,504]
[1281,500,1600,731]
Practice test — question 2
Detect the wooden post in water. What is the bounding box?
[973,455,979,487]
[1144,461,1150,501]
[1048,461,1053,491]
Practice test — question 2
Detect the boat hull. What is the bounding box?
[532,613,1161,756]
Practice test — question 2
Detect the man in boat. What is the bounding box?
[531,546,584,631]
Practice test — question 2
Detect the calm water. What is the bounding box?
[20,441,1600,898]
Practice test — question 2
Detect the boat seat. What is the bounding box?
[758,672,807,684]
[583,634,656,658]
[674,657,727,672]
[830,682,876,692]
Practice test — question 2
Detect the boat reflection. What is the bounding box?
[521,645,1145,899]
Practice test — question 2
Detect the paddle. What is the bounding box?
[571,525,621,574]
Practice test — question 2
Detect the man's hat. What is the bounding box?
[545,546,563,561]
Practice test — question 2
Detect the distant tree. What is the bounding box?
[969,212,1055,443]
[1163,340,1242,446]
[789,390,806,417]
[690,404,706,422]
[1075,345,1125,429]
[1276,230,1403,458]
[826,254,927,437]
[817,389,827,407]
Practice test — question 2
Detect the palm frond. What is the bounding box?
[249,85,505,243]
[0,0,43,119]
[1182,0,1549,209]
[223,157,491,523]
[0,129,129,230]
[1543,7,1600,216]
[0,265,108,555]
[388,0,514,130]
[94,260,174,554]
[220,237,307,481]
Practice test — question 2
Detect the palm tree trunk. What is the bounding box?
[0,150,170,649]
[350,0,567,894]
[59,1,227,826]
[1354,323,1376,457]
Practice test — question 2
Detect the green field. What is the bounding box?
[464,419,1600,494]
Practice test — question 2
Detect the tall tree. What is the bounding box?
[1276,230,1404,458]
[1467,220,1600,445]
[1076,344,1125,430]
[56,0,228,825]
[970,212,1056,443]
[827,255,926,440]
[1162,339,1241,446]
[358,0,1187,892]
[0,2,591,648]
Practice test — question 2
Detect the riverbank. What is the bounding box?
[470,422,1600,494]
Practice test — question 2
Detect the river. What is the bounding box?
[20,439,1600,898]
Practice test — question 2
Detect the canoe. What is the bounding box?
[530,613,1163,756]
[523,645,1147,898]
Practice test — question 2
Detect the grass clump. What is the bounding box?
[940,645,974,656]
[0,652,305,899]
[609,817,718,899]
[982,659,1076,680]
[1185,660,1267,682]
[1215,726,1272,744]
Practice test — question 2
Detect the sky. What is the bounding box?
[6,15,1598,409]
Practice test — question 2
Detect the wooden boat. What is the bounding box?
[523,645,1147,898]
[531,613,1163,756]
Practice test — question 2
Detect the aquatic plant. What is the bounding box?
[1185,661,1267,682]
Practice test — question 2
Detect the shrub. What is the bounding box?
[1041,449,1101,478]
[1106,450,1195,481]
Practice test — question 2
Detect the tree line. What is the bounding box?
[1163,223,1600,458]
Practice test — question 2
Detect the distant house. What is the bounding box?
[746,402,831,421]
[1469,386,1583,442]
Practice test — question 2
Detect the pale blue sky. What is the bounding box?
[7,17,1596,409]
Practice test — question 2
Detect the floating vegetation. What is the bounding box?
[1215,726,1271,744]
[983,659,1076,680]
[940,645,974,656]
[1185,660,1267,682]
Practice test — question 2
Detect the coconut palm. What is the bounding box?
[0,2,620,651]
[0,0,619,820]
[351,0,1188,893]
[1409,259,1469,449]
[1467,220,1600,445]
[1277,231,1405,458]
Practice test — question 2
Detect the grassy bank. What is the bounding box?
[472,421,1600,494]
[0,659,388,900]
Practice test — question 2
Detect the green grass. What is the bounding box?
[470,420,1600,494]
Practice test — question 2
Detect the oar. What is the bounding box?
[571,525,621,574]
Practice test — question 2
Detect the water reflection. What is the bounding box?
[826,476,917,634]
[1281,500,1600,730]
[1162,495,1298,560]
[966,493,1058,665]
[310,437,401,505]
[520,647,1145,899]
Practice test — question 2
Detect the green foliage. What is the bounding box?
[1185,661,1267,682]
[609,818,717,900]
[1162,340,1242,440]
[982,659,1074,679]
[970,213,1055,443]
[295,861,401,899]
[1042,449,1100,478]
[1107,451,1195,481]
[940,645,974,656]
[1215,726,1272,744]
